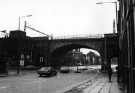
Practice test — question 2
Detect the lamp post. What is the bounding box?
[96,1,118,33]
[47,34,53,66]
[18,14,32,31]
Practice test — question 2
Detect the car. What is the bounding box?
[37,67,57,77]
[81,68,88,71]
[60,66,70,73]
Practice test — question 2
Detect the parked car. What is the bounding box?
[37,67,57,77]
[60,66,70,73]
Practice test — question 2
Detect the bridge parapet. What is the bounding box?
[53,34,104,40]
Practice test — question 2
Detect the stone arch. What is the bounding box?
[49,38,104,54]
[51,43,103,58]
[48,38,105,68]
[49,43,104,67]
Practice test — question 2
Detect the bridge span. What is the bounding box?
[47,33,118,70]
[0,31,118,71]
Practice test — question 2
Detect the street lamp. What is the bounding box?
[18,14,32,30]
[96,1,118,33]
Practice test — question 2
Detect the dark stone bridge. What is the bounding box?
[48,33,118,69]
[50,38,104,58]
[0,30,118,70]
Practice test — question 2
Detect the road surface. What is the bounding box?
[0,69,99,93]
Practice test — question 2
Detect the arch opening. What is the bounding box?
[50,44,102,69]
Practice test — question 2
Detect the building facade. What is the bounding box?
[0,30,49,70]
[118,0,135,93]
[86,51,101,65]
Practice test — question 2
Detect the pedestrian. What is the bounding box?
[17,60,20,75]
[108,66,112,82]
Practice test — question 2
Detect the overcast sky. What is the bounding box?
[0,0,117,37]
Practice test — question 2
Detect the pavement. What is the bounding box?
[63,73,124,93]
[84,74,124,93]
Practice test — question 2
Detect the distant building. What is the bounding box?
[72,49,86,66]
[86,51,101,65]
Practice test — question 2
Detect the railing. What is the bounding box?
[53,34,104,39]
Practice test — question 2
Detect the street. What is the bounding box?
[0,68,99,93]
